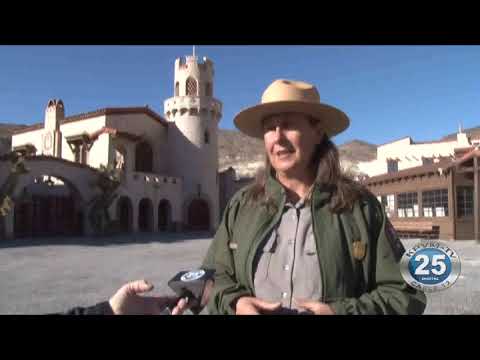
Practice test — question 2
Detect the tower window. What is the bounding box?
[204,130,210,144]
[186,77,197,96]
[175,82,179,96]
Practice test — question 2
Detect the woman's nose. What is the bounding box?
[273,125,284,140]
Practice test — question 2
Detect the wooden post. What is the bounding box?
[417,189,423,218]
[394,192,399,218]
[448,170,456,240]
[474,156,480,242]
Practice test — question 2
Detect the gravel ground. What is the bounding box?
[1,234,479,314]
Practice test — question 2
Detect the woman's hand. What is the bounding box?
[108,279,179,315]
[294,298,335,315]
[235,296,282,315]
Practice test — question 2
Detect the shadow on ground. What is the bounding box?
[0,231,213,249]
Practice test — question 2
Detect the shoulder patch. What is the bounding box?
[385,219,405,262]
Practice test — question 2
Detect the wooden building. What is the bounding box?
[363,147,480,240]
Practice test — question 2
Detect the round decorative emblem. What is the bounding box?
[400,241,461,292]
[180,269,206,282]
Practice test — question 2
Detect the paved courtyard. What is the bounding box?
[1,235,479,314]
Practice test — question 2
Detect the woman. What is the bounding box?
[204,79,427,315]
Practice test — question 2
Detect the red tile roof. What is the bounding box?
[13,107,168,135]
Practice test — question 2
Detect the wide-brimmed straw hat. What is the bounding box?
[233,79,350,139]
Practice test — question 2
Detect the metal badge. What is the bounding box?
[352,240,367,261]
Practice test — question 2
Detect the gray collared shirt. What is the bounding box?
[253,197,322,313]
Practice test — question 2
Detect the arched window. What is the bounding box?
[186,77,197,96]
[204,130,210,144]
[175,82,179,96]
[135,141,153,172]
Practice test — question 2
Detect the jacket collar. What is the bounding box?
[264,166,332,207]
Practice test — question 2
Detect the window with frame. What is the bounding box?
[380,194,395,218]
[397,192,419,218]
[72,142,87,164]
[422,189,448,217]
[422,157,434,165]
[457,186,473,217]
[387,159,398,173]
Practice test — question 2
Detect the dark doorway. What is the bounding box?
[117,196,133,232]
[138,198,153,232]
[158,199,171,231]
[188,199,210,231]
[13,176,83,238]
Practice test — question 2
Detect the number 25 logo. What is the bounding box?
[414,254,446,276]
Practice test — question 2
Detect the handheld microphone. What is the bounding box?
[167,268,215,315]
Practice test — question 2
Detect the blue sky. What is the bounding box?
[0,45,479,146]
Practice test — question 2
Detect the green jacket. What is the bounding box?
[202,174,427,315]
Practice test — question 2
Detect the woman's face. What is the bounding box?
[263,112,324,179]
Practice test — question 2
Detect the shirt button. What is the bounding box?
[284,265,290,271]
[288,239,294,245]
[281,292,288,299]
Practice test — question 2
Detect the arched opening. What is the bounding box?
[138,198,153,232]
[158,199,171,231]
[135,141,153,173]
[186,77,197,96]
[13,175,83,238]
[204,130,210,144]
[188,199,210,231]
[175,81,179,96]
[116,196,133,232]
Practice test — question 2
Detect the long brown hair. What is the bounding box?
[245,134,367,213]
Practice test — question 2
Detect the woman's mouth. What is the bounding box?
[276,149,293,158]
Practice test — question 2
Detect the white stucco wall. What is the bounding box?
[59,116,108,168]
[358,133,472,177]
[11,128,44,154]
[106,113,168,174]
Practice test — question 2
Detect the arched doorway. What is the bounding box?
[135,141,153,173]
[188,199,210,231]
[13,175,83,238]
[117,196,133,232]
[138,198,153,232]
[158,199,171,231]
